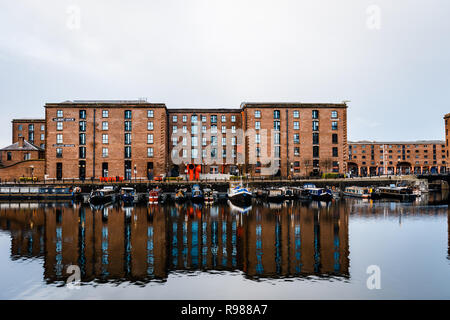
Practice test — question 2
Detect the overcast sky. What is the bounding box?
[0,0,449,147]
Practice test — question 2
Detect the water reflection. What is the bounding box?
[0,201,350,285]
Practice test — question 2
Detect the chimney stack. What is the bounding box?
[18,136,25,148]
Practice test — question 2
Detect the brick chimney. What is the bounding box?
[18,136,25,148]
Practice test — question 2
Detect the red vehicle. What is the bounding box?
[154,174,166,182]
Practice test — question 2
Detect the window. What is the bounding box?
[56,149,62,158]
[211,125,217,134]
[57,122,63,131]
[275,146,281,158]
[124,121,132,131]
[332,121,338,130]
[148,110,154,118]
[102,134,109,144]
[173,115,178,123]
[293,121,299,130]
[232,137,237,146]
[221,115,226,122]
[79,110,86,119]
[255,134,260,144]
[147,121,153,130]
[222,137,227,146]
[18,125,23,131]
[191,115,198,123]
[274,110,280,119]
[79,133,86,145]
[294,147,300,156]
[182,137,187,146]
[293,110,299,118]
[333,147,338,157]
[191,136,198,147]
[202,137,207,146]
[25,152,32,160]
[202,149,207,158]
[191,125,198,134]
[256,147,261,157]
[201,115,207,122]
[274,133,280,145]
[202,125,207,133]
[191,149,198,159]
[57,134,63,144]
[211,115,217,123]
[222,149,227,158]
[211,148,217,158]
[231,126,236,133]
[147,134,154,144]
[222,126,226,133]
[173,126,178,133]
[41,125,45,131]
[331,111,338,118]
[79,147,86,159]
[102,122,109,130]
[293,134,300,144]
[255,110,261,118]
[313,121,319,131]
[172,137,178,146]
[102,110,109,118]
[29,124,35,131]
[274,121,280,131]
[57,110,63,118]
[125,146,132,158]
[182,115,187,123]
[313,146,319,158]
[231,115,236,122]
[102,148,109,158]
[148,147,154,157]
[124,110,132,119]
[255,121,261,130]
[332,134,338,144]
[211,136,217,146]
[40,134,45,141]
[125,133,131,145]
[79,121,86,132]
[312,110,319,119]
[182,149,187,158]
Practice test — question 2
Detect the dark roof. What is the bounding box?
[241,102,348,109]
[45,101,166,108]
[167,108,241,114]
[12,119,45,123]
[0,140,43,152]
[349,140,445,145]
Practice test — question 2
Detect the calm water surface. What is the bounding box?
[0,193,449,300]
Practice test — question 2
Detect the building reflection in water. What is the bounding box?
[1,201,351,284]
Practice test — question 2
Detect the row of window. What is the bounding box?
[57,147,155,159]
[254,110,339,119]
[57,109,156,119]
[173,125,237,134]
[172,115,237,123]
[254,120,338,131]
[58,133,155,145]
[17,124,45,131]
[173,136,238,146]
[172,148,237,159]
[253,147,339,158]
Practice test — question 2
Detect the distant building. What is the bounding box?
[12,119,46,149]
[347,140,446,176]
[445,113,450,170]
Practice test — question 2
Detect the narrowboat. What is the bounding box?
[266,188,285,202]
[120,187,137,205]
[343,186,377,199]
[227,183,252,205]
[303,184,333,202]
[191,184,204,203]
[89,187,118,206]
[0,186,76,201]
[149,187,162,204]
[281,187,296,201]
[375,185,417,201]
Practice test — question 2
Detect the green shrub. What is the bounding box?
[322,173,339,179]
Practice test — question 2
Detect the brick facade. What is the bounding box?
[242,103,348,177]
[45,102,168,180]
[0,159,45,182]
[348,141,447,175]
[12,119,46,149]
[445,113,450,170]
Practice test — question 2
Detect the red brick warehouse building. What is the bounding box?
[44,100,169,181]
[12,119,46,149]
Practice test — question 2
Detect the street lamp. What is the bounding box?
[134,165,137,182]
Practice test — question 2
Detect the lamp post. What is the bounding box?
[30,165,34,183]
[134,165,137,182]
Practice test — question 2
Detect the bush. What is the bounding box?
[322,173,340,179]
[19,177,38,182]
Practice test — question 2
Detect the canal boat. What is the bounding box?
[174,188,187,202]
[191,184,204,203]
[149,187,162,204]
[281,187,296,201]
[227,183,252,205]
[303,184,333,202]
[375,185,417,201]
[89,187,118,206]
[343,186,377,199]
[203,187,215,203]
[265,188,285,202]
[120,187,137,205]
[0,186,77,201]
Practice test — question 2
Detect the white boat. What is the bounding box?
[227,182,252,205]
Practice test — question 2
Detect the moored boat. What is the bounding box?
[149,187,162,204]
[375,185,417,201]
[303,184,333,202]
[175,188,187,202]
[120,187,136,205]
[266,188,285,202]
[191,184,204,203]
[227,183,252,205]
[343,186,376,199]
[0,186,76,201]
[89,187,118,206]
[203,188,215,203]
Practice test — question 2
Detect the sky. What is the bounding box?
[0,0,449,147]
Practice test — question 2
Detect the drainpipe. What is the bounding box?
[93,108,96,178]
[286,109,289,178]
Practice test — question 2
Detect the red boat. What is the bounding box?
[149,188,162,204]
